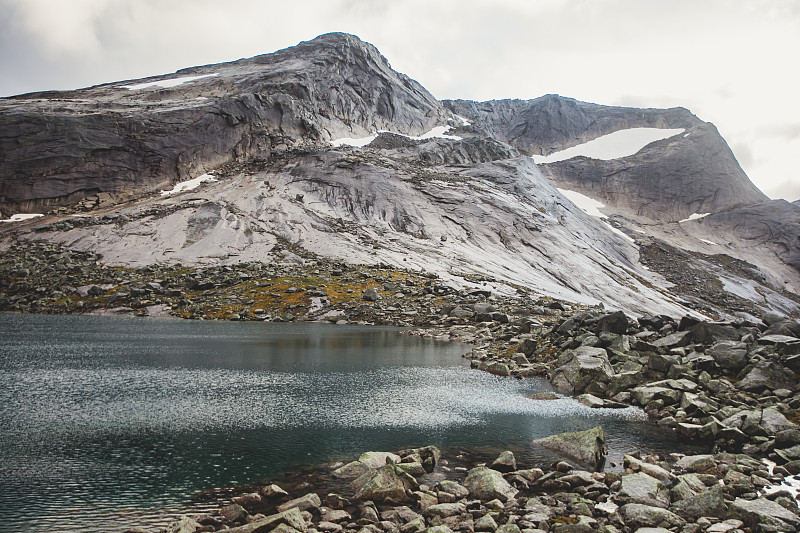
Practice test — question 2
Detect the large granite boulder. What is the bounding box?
[736,362,797,393]
[463,466,519,502]
[707,341,748,371]
[671,485,727,520]
[550,347,615,394]
[617,503,685,530]
[353,464,418,503]
[729,497,800,532]
[533,426,606,470]
[616,472,670,508]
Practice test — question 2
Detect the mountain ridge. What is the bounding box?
[1,32,798,319]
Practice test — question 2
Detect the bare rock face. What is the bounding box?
[538,122,767,222]
[443,95,696,156]
[0,33,448,213]
[702,199,800,271]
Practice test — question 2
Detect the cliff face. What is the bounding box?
[0,33,448,213]
[537,122,768,222]
[444,95,697,155]
[1,33,798,318]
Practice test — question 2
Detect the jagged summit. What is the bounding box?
[1,33,798,319]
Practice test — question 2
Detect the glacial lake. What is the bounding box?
[0,314,698,532]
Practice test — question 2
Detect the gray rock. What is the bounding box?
[358,451,401,468]
[353,464,418,502]
[363,289,379,302]
[490,450,517,473]
[672,485,727,520]
[707,341,748,370]
[463,466,519,502]
[423,503,466,519]
[333,461,370,479]
[277,492,322,512]
[729,497,800,531]
[533,426,606,470]
[550,347,615,394]
[617,503,684,529]
[737,362,797,393]
[473,514,498,531]
[164,516,202,533]
[617,472,671,508]
[436,480,469,499]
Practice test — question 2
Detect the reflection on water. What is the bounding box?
[0,314,700,533]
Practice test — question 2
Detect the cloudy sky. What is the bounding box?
[2,0,799,200]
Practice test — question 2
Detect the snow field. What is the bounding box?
[532,127,685,164]
[331,125,462,147]
[0,213,44,223]
[121,73,219,90]
[160,174,217,196]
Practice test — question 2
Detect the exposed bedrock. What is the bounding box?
[536,122,767,222]
[0,33,449,213]
[443,94,698,155]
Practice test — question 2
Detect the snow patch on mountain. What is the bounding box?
[120,73,219,90]
[0,213,44,223]
[679,213,711,223]
[557,188,635,243]
[331,125,461,147]
[160,174,217,196]
[532,128,685,164]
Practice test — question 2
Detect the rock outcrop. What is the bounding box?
[0,33,449,214]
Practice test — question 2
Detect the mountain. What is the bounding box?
[1,33,798,319]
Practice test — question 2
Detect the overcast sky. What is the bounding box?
[2,0,799,200]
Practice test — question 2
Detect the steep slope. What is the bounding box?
[446,96,768,222]
[0,33,448,215]
[21,139,693,316]
[450,95,798,311]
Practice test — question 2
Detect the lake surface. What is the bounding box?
[0,314,696,532]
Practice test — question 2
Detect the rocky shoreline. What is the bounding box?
[137,444,800,533]
[3,240,800,531]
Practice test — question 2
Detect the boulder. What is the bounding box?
[550,347,615,394]
[363,289,379,302]
[652,331,693,349]
[277,492,321,513]
[221,503,249,523]
[533,426,606,470]
[617,503,684,529]
[437,480,469,499]
[423,503,466,519]
[631,386,681,406]
[729,497,800,531]
[225,508,308,533]
[617,472,670,508]
[358,451,401,468]
[673,454,717,473]
[463,466,519,502]
[707,341,748,370]
[595,311,629,334]
[689,321,739,344]
[672,485,727,520]
[164,516,202,533]
[332,461,370,479]
[353,464,418,503]
[490,450,517,473]
[736,362,797,393]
